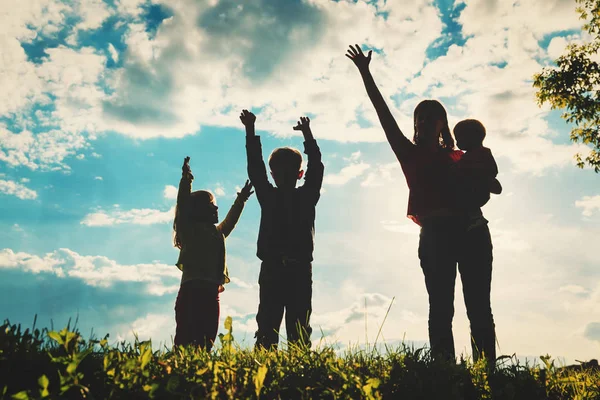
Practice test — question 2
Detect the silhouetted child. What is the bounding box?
[453,119,502,230]
[173,156,253,350]
[240,110,324,350]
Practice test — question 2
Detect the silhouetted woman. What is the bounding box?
[346,45,496,365]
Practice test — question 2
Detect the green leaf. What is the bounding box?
[38,374,49,390]
[47,331,63,345]
[11,391,30,400]
[253,364,268,397]
[224,316,233,332]
[140,348,152,370]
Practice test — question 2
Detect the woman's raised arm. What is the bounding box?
[346,45,413,159]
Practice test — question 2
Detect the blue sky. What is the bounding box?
[1,0,599,363]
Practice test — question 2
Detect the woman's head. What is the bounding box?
[173,190,218,248]
[413,100,455,151]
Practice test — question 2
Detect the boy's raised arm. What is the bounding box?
[241,109,272,197]
[346,45,413,160]
[294,117,324,202]
[218,180,254,238]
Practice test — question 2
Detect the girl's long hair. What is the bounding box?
[413,100,455,151]
[173,190,214,249]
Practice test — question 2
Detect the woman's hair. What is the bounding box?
[413,100,455,151]
[173,190,215,249]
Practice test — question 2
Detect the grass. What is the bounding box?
[0,317,598,399]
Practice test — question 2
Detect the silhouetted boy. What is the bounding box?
[453,119,502,230]
[239,109,324,349]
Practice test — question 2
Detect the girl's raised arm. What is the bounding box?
[177,157,193,211]
[346,45,413,160]
[217,180,253,238]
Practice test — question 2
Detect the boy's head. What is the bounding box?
[268,147,304,189]
[190,190,218,224]
[454,119,486,151]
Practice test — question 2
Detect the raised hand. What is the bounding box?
[293,116,311,132]
[345,44,372,72]
[239,109,256,127]
[238,179,254,200]
[182,156,194,180]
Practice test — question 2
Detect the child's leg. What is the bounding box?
[458,224,496,366]
[174,282,194,347]
[284,263,313,348]
[197,285,220,351]
[255,262,285,349]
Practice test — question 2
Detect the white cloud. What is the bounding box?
[214,185,226,197]
[559,285,589,296]
[76,0,112,31]
[324,152,370,186]
[0,248,181,295]
[1,0,591,175]
[94,176,103,180]
[115,313,174,343]
[163,185,178,200]
[0,179,37,200]
[81,206,175,226]
[108,43,119,62]
[575,195,600,217]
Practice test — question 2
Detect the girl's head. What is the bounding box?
[413,100,455,151]
[173,190,218,249]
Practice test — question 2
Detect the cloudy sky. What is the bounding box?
[1,0,599,363]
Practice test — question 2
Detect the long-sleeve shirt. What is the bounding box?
[175,175,247,285]
[246,136,324,262]
[391,134,463,225]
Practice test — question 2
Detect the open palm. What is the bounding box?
[346,44,372,71]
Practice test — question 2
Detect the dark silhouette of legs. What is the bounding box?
[458,224,496,366]
[419,218,460,362]
[174,280,220,351]
[284,263,312,348]
[255,261,313,349]
[255,264,285,349]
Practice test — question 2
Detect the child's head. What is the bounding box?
[454,119,486,151]
[413,100,454,150]
[268,147,304,189]
[173,190,218,249]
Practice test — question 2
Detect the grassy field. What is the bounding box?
[1,317,598,400]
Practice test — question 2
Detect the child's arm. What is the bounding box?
[240,109,273,201]
[177,156,194,214]
[346,45,414,161]
[294,117,324,203]
[217,180,253,238]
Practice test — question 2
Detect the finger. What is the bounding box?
[368,50,372,59]
[345,54,355,61]
[249,190,255,195]
[306,117,310,123]
[355,44,364,56]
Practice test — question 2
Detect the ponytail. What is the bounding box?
[173,205,181,249]
[440,124,455,151]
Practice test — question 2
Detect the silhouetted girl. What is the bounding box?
[347,45,496,366]
[173,156,253,350]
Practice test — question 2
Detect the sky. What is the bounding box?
[1,0,599,364]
